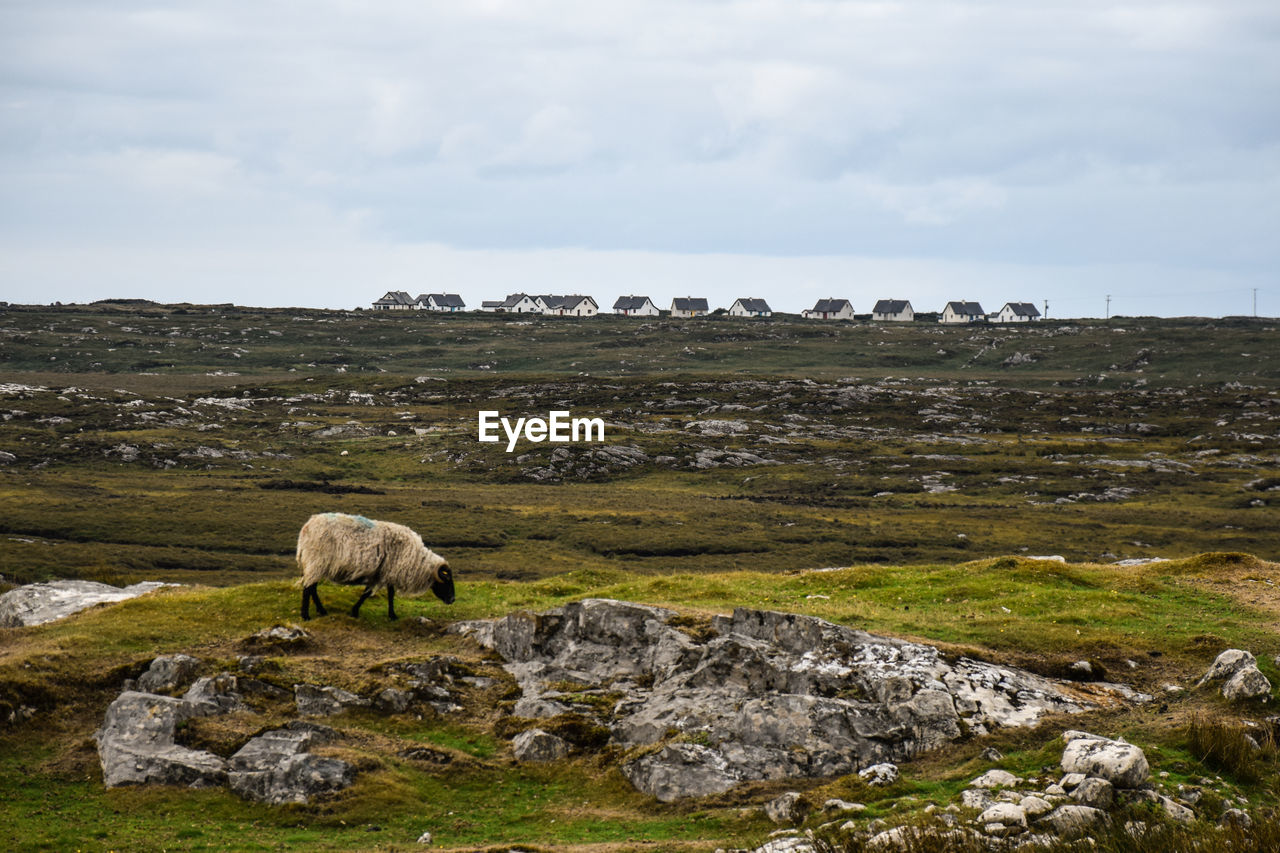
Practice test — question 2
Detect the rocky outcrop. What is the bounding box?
[455,599,1149,801]
[0,580,174,627]
[1197,649,1272,702]
[96,654,355,804]
[95,691,227,788]
[227,724,353,804]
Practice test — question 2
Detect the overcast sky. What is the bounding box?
[2,1,1277,317]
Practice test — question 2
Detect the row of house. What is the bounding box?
[804,299,1042,324]
[371,291,1042,323]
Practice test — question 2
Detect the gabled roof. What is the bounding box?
[535,294,567,309]
[808,298,852,313]
[373,291,415,306]
[873,299,912,314]
[481,300,503,308]
[420,293,465,307]
[499,293,533,308]
[734,298,772,313]
[946,301,985,315]
[1002,302,1040,317]
[613,295,653,310]
[557,295,597,311]
[672,297,709,312]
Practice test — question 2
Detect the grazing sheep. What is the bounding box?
[297,513,454,621]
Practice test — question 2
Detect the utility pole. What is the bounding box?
[1254,288,1258,317]
[1105,294,1111,320]
[1043,299,1049,319]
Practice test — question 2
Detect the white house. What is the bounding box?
[729,298,772,318]
[479,300,504,312]
[372,291,415,310]
[872,299,914,322]
[612,295,660,316]
[533,295,562,313]
[802,298,855,320]
[553,295,599,317]
[496,293,540,313]
[671,297,709,318]
[417,293,466,312]
[940,301,986,324]
[992,302,1042,323]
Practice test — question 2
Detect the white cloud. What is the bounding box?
[0,0,1277,315]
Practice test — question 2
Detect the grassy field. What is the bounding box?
[1,303,1278,850]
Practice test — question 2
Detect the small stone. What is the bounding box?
[1059,773,1086,790]
[970,769,1020,789]
[512,729,570,763]
[1069,660,1093,677]
[764,791,807,825]
[859,763,899,786]
[1159,795,1195,824]
[1037,805,1109,839]
[822,799,865,815]
[1221,808,1252,829]
[416,831,433,844]
[979,746,1003,762]
[977,802,1026,828]
[137,654,202,693]
[1070,777,1114,810]
[1019,796,1053,818]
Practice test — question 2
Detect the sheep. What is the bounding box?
[297,512,454,621]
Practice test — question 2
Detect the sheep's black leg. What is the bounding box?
[350,583,375,618]
[387,585,397,621]
[302,583,326,620]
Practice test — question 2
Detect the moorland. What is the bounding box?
[0,301,1278,852]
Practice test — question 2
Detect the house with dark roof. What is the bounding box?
[670,297,709,318]
[533,295,564,313]
[612,295,660,317]
[417,293,466,312]
[992,302,1041,323]
[550,295,599,317]
[496,293,539,313]
[729,298,772,318]
[372,291,415,310]
[802,298,855,320]
[940,301,986,324]
[872,299,914,322]
[479,300,504,312]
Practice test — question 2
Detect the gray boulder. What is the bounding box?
[764,791,807,825]
[1037,804,1109,838]
[1060,731,1149,788]
[0,580,173,627]
[95,691,226,788]
[227,728,353,804]
[295,684,369,716]
[1070,777,1115,810]
[620,743,742,803]
[184,674,250,713]
[1198,649,1256,685]
[511,729,570,762]
[859,763,900,786]
[1223,666,1272,702]
[136,654,201,693]
[458,599,1149,801]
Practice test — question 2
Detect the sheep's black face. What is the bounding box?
[432,564,455,605]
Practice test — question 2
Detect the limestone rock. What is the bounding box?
[0,580,173,627]
[1223,666,1272,702]
[511,729,570,763]
[1038,805,1109,838]
[859,763,900,786]
[823,798,865,815]
[1060,731,1149,788]
[295,683,368,716]
[620,743,742,803]
[459,599,1148,801]
[227,728,354,804]
[136,654,201,693]
[969,769,1019,789]
[184,674,250,713]
[976,802,1026,832]
[95,691,226,788]
[1070,777,1114,810]
[1198,649,1256,686]
[764,791,806,825]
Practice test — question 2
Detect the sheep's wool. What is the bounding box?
[297,513,444,594]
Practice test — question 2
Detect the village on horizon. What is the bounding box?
[373,292,1046,323]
